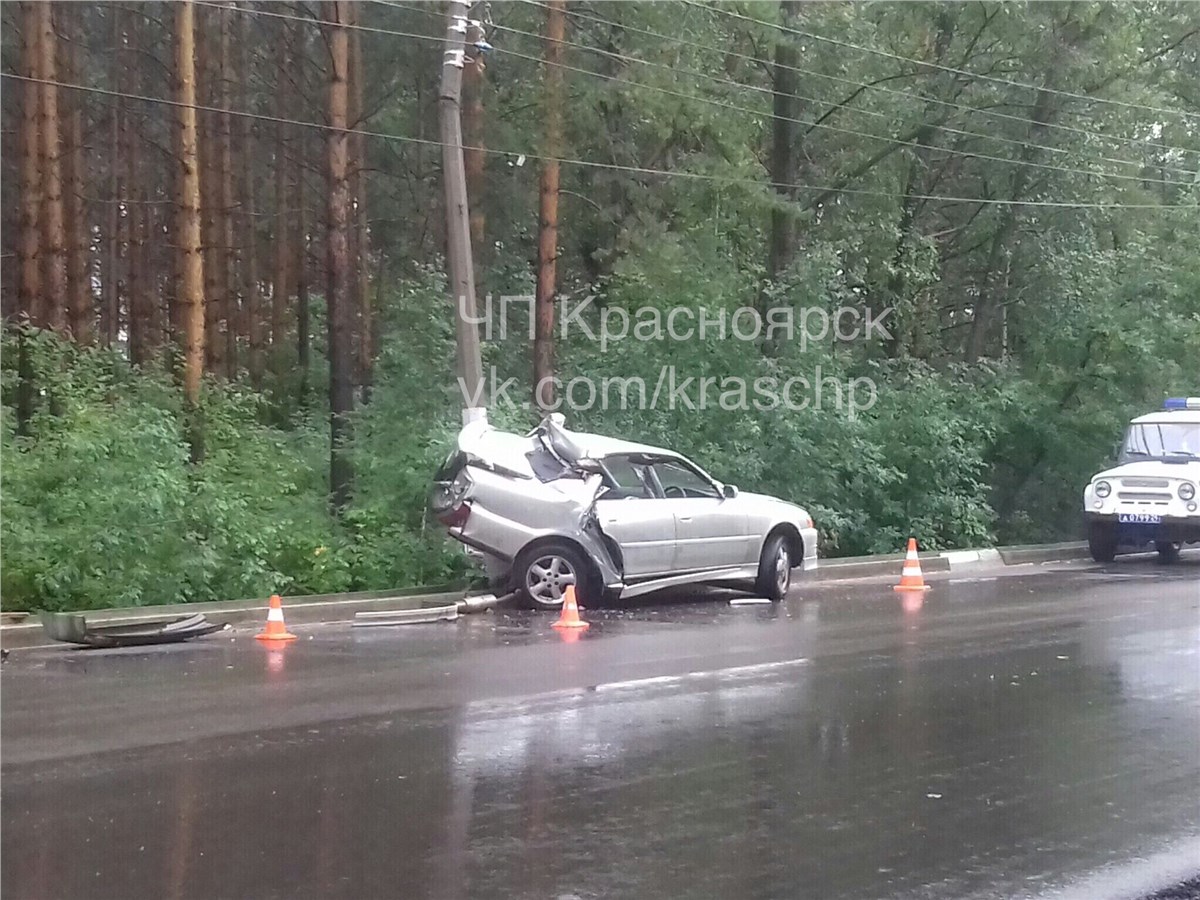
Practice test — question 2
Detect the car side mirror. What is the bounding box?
[722,484,739,499]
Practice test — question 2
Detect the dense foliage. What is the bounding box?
[2,2,1198,611]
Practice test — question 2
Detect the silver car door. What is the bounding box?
[593,456,676,577]
[652,459,750,570]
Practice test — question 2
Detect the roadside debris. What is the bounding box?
[352,590,518,627]
[39,611,230,648]
[354,605,460,627]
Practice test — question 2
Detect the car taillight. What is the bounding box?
[438,503,471,528]
[803,516,814,529]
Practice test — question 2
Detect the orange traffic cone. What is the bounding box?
[256,594,297,642]
[893,538,932,592]
[551,585,590,631]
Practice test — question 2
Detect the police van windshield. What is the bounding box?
[1119,423,1200,463]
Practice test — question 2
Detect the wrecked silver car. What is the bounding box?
[431,414,818,608]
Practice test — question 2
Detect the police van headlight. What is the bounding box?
[1180,482,1196,501]
[1094,480,1112,499]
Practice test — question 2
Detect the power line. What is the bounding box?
[226,0,1194,189]
[683,0,1200,123]
[518,0,1198,162]
[482,9,1200,183]
[6,71,1196,212]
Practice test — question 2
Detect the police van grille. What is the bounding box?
[1119,478,1170,488]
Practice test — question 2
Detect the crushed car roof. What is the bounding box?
[539,415,679,461]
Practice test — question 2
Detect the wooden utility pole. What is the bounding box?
[765,1,801,294]
[175,0,206,458]
[463,38,486,277]
[533,0,564,413]
[324,0,355,511]
[439,0,485,424]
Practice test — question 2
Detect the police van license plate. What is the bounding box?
[1118,512,1162,524]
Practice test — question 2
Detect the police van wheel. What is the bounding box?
[1088,523,1117,563]
[1155,541,1181,564]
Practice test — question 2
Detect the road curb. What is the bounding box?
[812,553,951,581]
[995,542,1090,565]
[0,586,467,652]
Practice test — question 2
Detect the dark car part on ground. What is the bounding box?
[39,611,230,647]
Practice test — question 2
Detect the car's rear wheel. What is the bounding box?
[1155,541,1181,563]
[1088,521,1118,563]
[755,534,792,602]
[515,541,592,610]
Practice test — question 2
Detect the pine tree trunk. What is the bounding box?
[60,11,90,343]
[36,1,67,332]
[533,0,564,413]
[240,4,264,389]
[296,163,310,398]
[175,0,206,456]
[63,8,91,343]
[102,4,122,348]
[271,17,291,354]
[218,1,238,377]
[17,2,42,323]
[197,9,223,377]
[127,116,147,364]
[324,0,354,511]
[349,6,373,403]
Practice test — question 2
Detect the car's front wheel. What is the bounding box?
[1088,521,1118,563]
[515,541,592,610]
[755,534,792,601]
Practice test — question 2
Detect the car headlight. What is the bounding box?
[1180,482,1196,501]
[1094,480,1111,499]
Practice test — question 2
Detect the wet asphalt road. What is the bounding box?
[2,556,1198,900]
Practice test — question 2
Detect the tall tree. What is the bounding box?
[35,0,67,331]
[533,0,565,413]
[324,0,355,510]
[16,2,42,323]
[240,3,264,388]
[218,1,238,376]
[174,0,206,458]
[63,6,91,343]
[197,7,224,376]
[101,3,123,348]
[125,7,149,365]
[349,4,373,403]
[271,16,291,355]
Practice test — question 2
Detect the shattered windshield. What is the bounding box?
[1118,423,1200,462]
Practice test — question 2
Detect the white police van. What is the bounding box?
[1083,397,1200,563]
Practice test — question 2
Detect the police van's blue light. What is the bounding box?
[1164,397,1200,410]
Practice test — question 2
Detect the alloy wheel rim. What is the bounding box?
[775,547,790,594]
[527,555,577,603]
